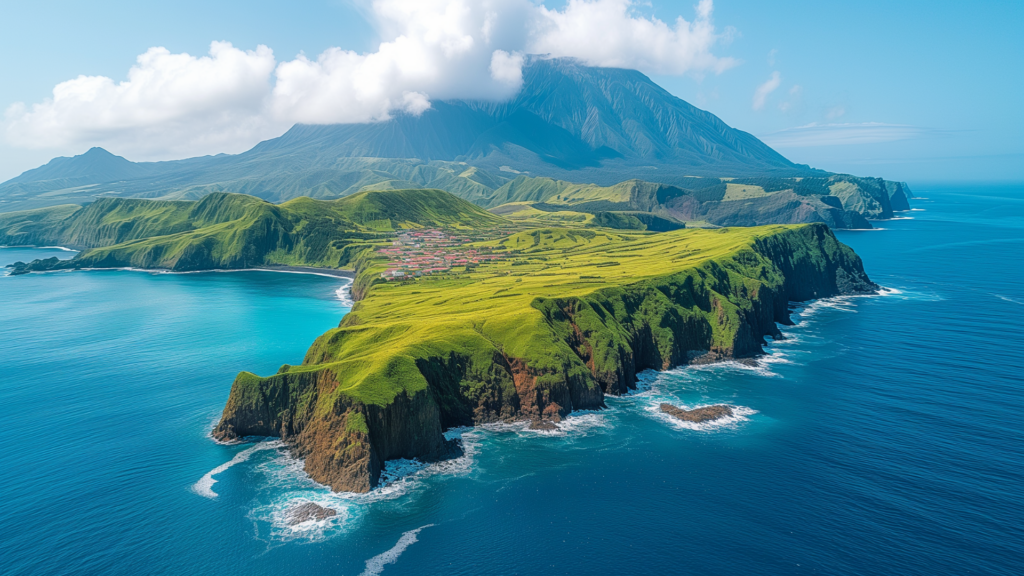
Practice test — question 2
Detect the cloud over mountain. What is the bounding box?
[752,71,781,111]
[3,0,736,159]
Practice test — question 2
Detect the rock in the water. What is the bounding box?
[659,403,733,423]
[529,419,560,431]
[285,502,337,525]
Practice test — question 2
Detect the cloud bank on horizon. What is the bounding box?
[761,122,929,148]
[3,0,736,160]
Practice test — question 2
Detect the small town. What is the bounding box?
[378,229,505,279]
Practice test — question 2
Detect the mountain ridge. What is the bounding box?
[1,189,508,272]
[1,58,818,213]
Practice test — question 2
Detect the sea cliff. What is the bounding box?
[213,223,877,492]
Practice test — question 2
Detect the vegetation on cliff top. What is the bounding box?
[214,221,876,491]
[288,224,865,407]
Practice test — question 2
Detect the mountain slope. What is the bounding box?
[0,58,819,214]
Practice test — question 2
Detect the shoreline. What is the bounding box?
[246,266,355,279]
[0,246,357,281]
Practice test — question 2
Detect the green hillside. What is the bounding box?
[4,189,511,272]
[486,174,898,229]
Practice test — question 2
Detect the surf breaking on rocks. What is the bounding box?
[192,440,283,499]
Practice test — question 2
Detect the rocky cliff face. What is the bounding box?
[213,224,877,493]
[886,181,912,212]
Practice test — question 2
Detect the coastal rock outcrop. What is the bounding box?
[285,502,337,525]
[659,403,733,423]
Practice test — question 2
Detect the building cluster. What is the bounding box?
[378,229,504,280]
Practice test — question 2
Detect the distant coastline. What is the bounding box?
[0,247,357,281]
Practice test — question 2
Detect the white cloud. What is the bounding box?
[767,48,777,66]
[530,0,737,75]
[271,0,533,126]
[826,105,846,120]
[761,122,928,147]
[3,0,738,160]
[4,42,278,158]
[490,50,526,86]
[752,71,780,111]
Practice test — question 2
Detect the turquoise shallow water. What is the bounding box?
[1,184,1022,575]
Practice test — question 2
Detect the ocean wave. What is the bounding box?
[787,295,865,327]
[335,282,355,307]
[759,349,795,366]
[360,524,435,576]
[875,286,944,302]
[685,358,782,379]
[994,294,1024,306]
[192,440,284,498]
[631,369,660,392]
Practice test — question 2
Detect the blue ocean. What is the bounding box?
[1,184,1021,575]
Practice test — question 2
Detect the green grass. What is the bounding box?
[228,223,866,419]
[722,183,771,201]
[4,189,513,272]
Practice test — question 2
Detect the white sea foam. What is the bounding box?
[192,440,283,498]
[248,411,612,541]
[245,429,480,542]
[704,359,781,378]
[335,282,355,307]
[472,409,611,438]
[360,524,435,576]
[629,369,660,395]
[759,350,794,366]
[529,410,609,437]
[890,216,914,220]
[787,295,864,328]
[270,498,351,540]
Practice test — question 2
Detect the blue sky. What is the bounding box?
[1,0,1020,183]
